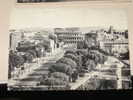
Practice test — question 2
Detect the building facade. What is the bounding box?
[9,30,23,51]
[55,28,85,45]
[99,39,129,55]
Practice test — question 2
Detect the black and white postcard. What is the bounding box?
[8,7,132,90]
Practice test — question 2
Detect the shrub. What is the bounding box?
[49,62,73,76]
[57,57,77,69]
[87,50,107,64]
[40,77,69,86]
[85,59,96,71]
[64,50,77,56]
[79,73,85,77]
[77,41,87,49]
[50,72,69,82]
[93,51,107,64]
[103,55,108,63]
[87,51,96,60]
[9,52,25,68]
[27,50,37,58]
[64,53,79,64]
[23,52,33,63]
[98,54,105,64]
[76,49,88,56]
[36,50,42,58]
[77,78,99,90]
[96,79,117,90]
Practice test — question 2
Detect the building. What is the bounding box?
[98,26,129,54]
[9,30,24,51]
[49,39,56,53]
[111,39,129,54]
[99,39,129,55]
[55,28,85,48]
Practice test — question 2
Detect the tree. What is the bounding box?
[48,34,57,43]
[124,30,128,39]
[87,50,96,60]
[97,79,117,90]
[34,44,44,57]
[49,62,73,76]
[50,72,69,82]
[40,39,51,52]
[76,49,88,57]
[84,38,97,49]
[56,57,77,69]
[27,50,37,58]
[85,59,96,71]
[39,77,69,86]
[23,52,33,63]
[77,41,87,49]
[64,53,79,64]
[9,52,25,68]
[90,51,107,64]
[64,50,77,56]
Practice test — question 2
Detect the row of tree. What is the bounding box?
[9,31,59,79]
[38,50,82,89]
[8,40,51,79]
[38,48,108,90]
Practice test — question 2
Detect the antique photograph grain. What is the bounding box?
[8,8,132,90]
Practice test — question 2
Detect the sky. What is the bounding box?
[9,7,128,30]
